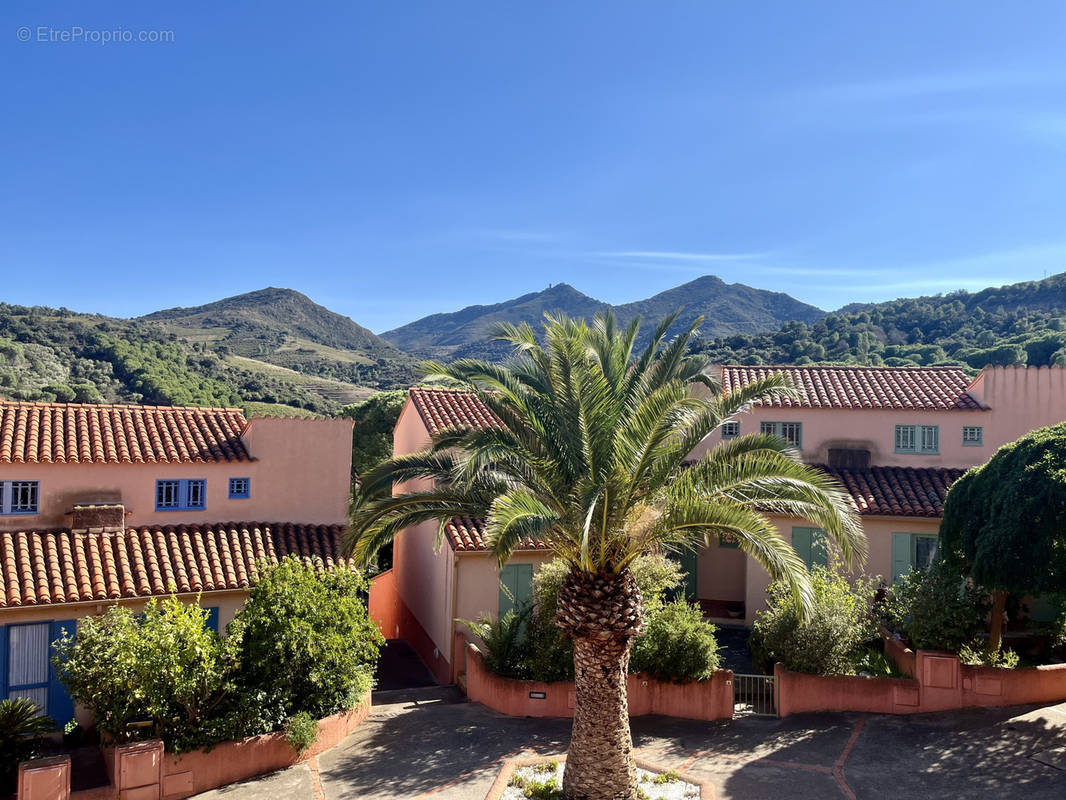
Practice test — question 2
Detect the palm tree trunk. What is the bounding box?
[562,635,638,800]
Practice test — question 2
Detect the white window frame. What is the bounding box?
[720,421,740,439]
[0,480,39,515]
[962,426,983,447]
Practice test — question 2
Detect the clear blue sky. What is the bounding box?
[3,2,1066,332]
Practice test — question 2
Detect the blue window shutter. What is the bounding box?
[205,607,219,633]
[0,624,8,699]
[48,620,76,727]
[891,533,912,584]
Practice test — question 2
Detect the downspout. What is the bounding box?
[449,551,460,683]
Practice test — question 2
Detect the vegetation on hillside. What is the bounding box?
[693,274,1066,369]
[0,299,406,413]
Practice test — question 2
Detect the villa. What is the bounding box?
[0,401,354,727]
[371,364,1066,684]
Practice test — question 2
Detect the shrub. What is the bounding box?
[959,642,1020,669]
[54,596,241,750]
[459,607,532,679]
[884,560,989,651]
[236,558,383,720]
[630,600,720,681]
[0,699,56,795]
[283,712,319,752]
[522,554,683,682]
[751,566,878,675]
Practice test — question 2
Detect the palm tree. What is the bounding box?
[348,312,865,800]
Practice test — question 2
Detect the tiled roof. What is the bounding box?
[0,401,250,464]
[444,515,550,553]
[408,388,502,436]
[821,465,964,518]
[0,522,349,608]
[720,365,982,410]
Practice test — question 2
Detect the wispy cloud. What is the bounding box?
[597,250,767,262]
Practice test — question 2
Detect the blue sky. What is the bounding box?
[3,2,1066,332]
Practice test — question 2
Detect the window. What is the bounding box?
[760,421,802,449]
[0,480,39,515]
[718,533,740,549]
[894,425,939,454]
[2,620,76,725]
[792,527,828,569]
[228,477,250,499]
[155,479,206,511]
[962,426,984,447]
[720,421,740,439]
[498,564,533,618]
[891,532,939,583]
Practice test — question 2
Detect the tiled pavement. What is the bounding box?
[193,688,1066,800]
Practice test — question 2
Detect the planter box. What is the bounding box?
[464,643,733,722]
[68,693,371,800]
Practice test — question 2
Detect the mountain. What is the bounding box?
[381,283,608,360]
[140,288,417,402]
[0,289,417,415]
[613,275,825,339]
[694,271,1066,370]
[382,277,825,359]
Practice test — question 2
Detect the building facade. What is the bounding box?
[0,401,354,727]
[374,365,1066,682]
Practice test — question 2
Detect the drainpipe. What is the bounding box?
[449,552,460,683]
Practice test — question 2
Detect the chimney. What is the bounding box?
[71,504,126,530]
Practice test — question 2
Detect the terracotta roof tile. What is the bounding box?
[443,515,551,553]
[408,388,503,436]
[0,522,351,608]
[0,401,250,465]
[720,365,983,410]
[819,465,964,518]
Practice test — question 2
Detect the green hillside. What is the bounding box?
[693,272,1066,370]
[142,287,417,389]
[0,290,412,414]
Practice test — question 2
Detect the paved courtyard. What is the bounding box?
[194,687,1066,800]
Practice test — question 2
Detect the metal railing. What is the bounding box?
[733,673,776,716]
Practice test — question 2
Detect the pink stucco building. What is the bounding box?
[0,401,354,727]
[374,365,1066,683]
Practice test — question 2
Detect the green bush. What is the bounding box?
[283,711,319,752]
[54,596,241,750]
[0,698,56,794]
[520,555,683,682]
[751,566,878,675]
[959,642,1020,669]
[459,607,532,679]
[884,560,989,651]
[630,600,720,681]
[55,560,382,752]
[236,557,383,720]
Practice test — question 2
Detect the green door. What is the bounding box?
[498,563,534,618]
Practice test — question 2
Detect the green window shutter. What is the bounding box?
[891,533,912,584]
[810,529,829,568]
[498,564,534,618]
[792,527,813,568]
